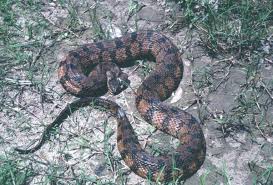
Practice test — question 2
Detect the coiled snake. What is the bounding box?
[15,31,206,182]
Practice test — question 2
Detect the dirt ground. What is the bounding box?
[0,0,272,184]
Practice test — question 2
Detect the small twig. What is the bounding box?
[213,56,234,65]
[213,63,232,91]
[260,81,273,100]
[264,57,273,64]
[31,42,46,66]
[255,118,268,140]
[7,103,41,121]
[193,23,208,33]
[16,155,50,166]
[4,78,32,86]
[130,64,141,74]
[127,2,146,22]
[182,100,198,111]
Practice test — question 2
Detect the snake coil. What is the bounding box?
[15,31,206,182]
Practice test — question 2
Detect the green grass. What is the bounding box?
[0,0,52,112]
[177,0,273,55]
[0,154,34,185]
[249,161,273,185]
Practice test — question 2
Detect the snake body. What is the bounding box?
[16,31,206,182]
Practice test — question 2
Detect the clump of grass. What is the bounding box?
[0,155,34,184]
[249,162,273,185]
[0,0,51,109]
[87,2,107,39]
[177,0,273,55]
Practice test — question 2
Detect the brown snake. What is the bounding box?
[15,31,206,182]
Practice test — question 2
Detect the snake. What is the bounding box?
[15,30,206,182]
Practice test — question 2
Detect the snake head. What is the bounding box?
[106,71,130,95]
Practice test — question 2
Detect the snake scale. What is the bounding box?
[15,31,206,182]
